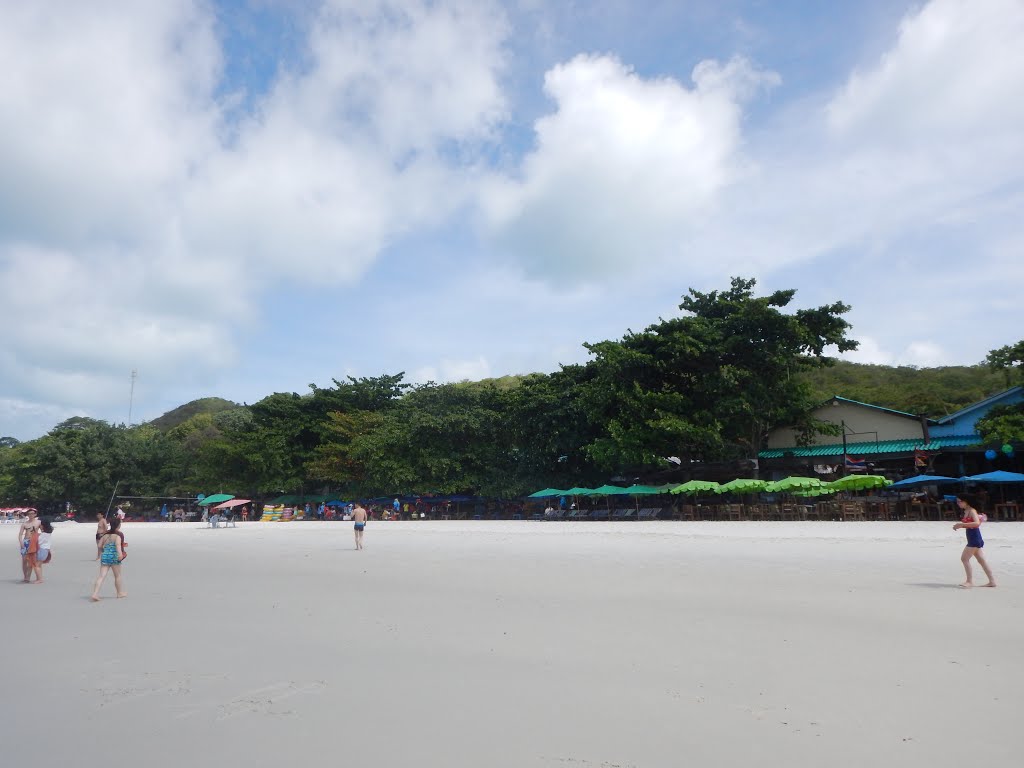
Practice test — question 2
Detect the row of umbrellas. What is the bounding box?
[529,470,1024,500]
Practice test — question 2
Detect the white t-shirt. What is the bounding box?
[37,532,51,551]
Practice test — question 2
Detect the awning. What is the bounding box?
[759,435,979,459]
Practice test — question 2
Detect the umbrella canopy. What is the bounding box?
[715,478,768,494]
[198,493,234,507]
[214,498,251,510]
[888,475,959,488]
[623,484,661,495]
[764,476,823,493]
[670,480,721,495]
[962,470,1024,483]
[793,485,837,497]
[828,474,892,491]
[588,484,631,495]
[527,488,567,498]
[564,487,596,495]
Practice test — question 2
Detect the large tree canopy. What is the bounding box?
[578,278,857,471]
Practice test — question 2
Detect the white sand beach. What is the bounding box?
[2,520,1023,767]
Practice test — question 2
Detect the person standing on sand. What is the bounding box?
[31,518,54,582]
[352,503,367,550]
[95,512,109,559]
[91,516,127,601]
[952,495,996,588]
[18,509,41,583]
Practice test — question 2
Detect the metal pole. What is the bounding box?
[128,369,138,425]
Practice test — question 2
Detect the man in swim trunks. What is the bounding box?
[18,509,41,583]
[352,503,367,550]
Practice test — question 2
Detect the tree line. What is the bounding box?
[1,279,1021,511]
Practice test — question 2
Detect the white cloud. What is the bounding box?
[482,54,779,279]
[0,0,511,438]
[898,341,949,368]
[413,356,492,384]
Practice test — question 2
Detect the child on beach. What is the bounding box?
[19,509,41,583]
[91,516,127,601]
[952,495,996,588]
[95,512,109,560]
[32,518,53,582]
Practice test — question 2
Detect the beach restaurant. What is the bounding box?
[758,387,1023,480]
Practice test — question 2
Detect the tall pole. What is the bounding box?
[841,420,848,478]
[128,369,138,425]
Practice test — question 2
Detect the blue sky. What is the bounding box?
[2,0,1023,441]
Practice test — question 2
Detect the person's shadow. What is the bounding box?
[907,582,960,589]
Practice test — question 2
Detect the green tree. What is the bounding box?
[579,277,857,472]
[976,404,1024,445]
[986,340,1024,387]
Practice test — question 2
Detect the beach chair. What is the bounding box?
[612,508,630,520]
[780,504,800,521]
[591,509,610,521]
[674,505,695,521]
[841,502,866,521]
[724,504,744,521]
[647,507,662,519]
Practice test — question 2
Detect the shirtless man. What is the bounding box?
[352,504,368,550]
[18,509,41,583]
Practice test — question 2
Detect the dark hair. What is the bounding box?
[956,493,983,511]
[107,516,121,533]
[40,518,53,534]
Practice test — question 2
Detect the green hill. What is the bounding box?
[800,361,1009,418]
[148,397,242,431]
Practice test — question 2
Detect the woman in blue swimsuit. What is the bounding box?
[952,495,996,588]
[91,516,127,601]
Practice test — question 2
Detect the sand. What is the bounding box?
[2,519,1023,767]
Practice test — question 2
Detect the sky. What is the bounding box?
[2,0,1023,441]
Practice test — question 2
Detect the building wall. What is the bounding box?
[765,401,928,449]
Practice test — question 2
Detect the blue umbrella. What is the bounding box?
[962,470,1024,483]
[889,474,959,488]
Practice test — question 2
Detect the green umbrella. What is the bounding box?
[527,488,568,498]
[623,484,661,495]
[764,476,824,493]
[564,487,596,495]
[715,478,768,494]
[793,485,837,497]
[588,484,630,495]
[670,480,721,495]
[198,493,234,507]
[827,474,892,492]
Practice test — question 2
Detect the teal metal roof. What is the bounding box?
[759,435,979,459]
[829,395,934,422]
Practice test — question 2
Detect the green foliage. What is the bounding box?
[986,339,1024,387]
[578,277,856,469]
[799,362,1008,417]
[976,403,1024,445]
[148,397,242,431]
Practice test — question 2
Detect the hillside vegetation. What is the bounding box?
[800,361,1011,418]
[148,397,242,431]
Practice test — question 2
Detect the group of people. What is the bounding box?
[13,494,994,592]
[16,508,128,600]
